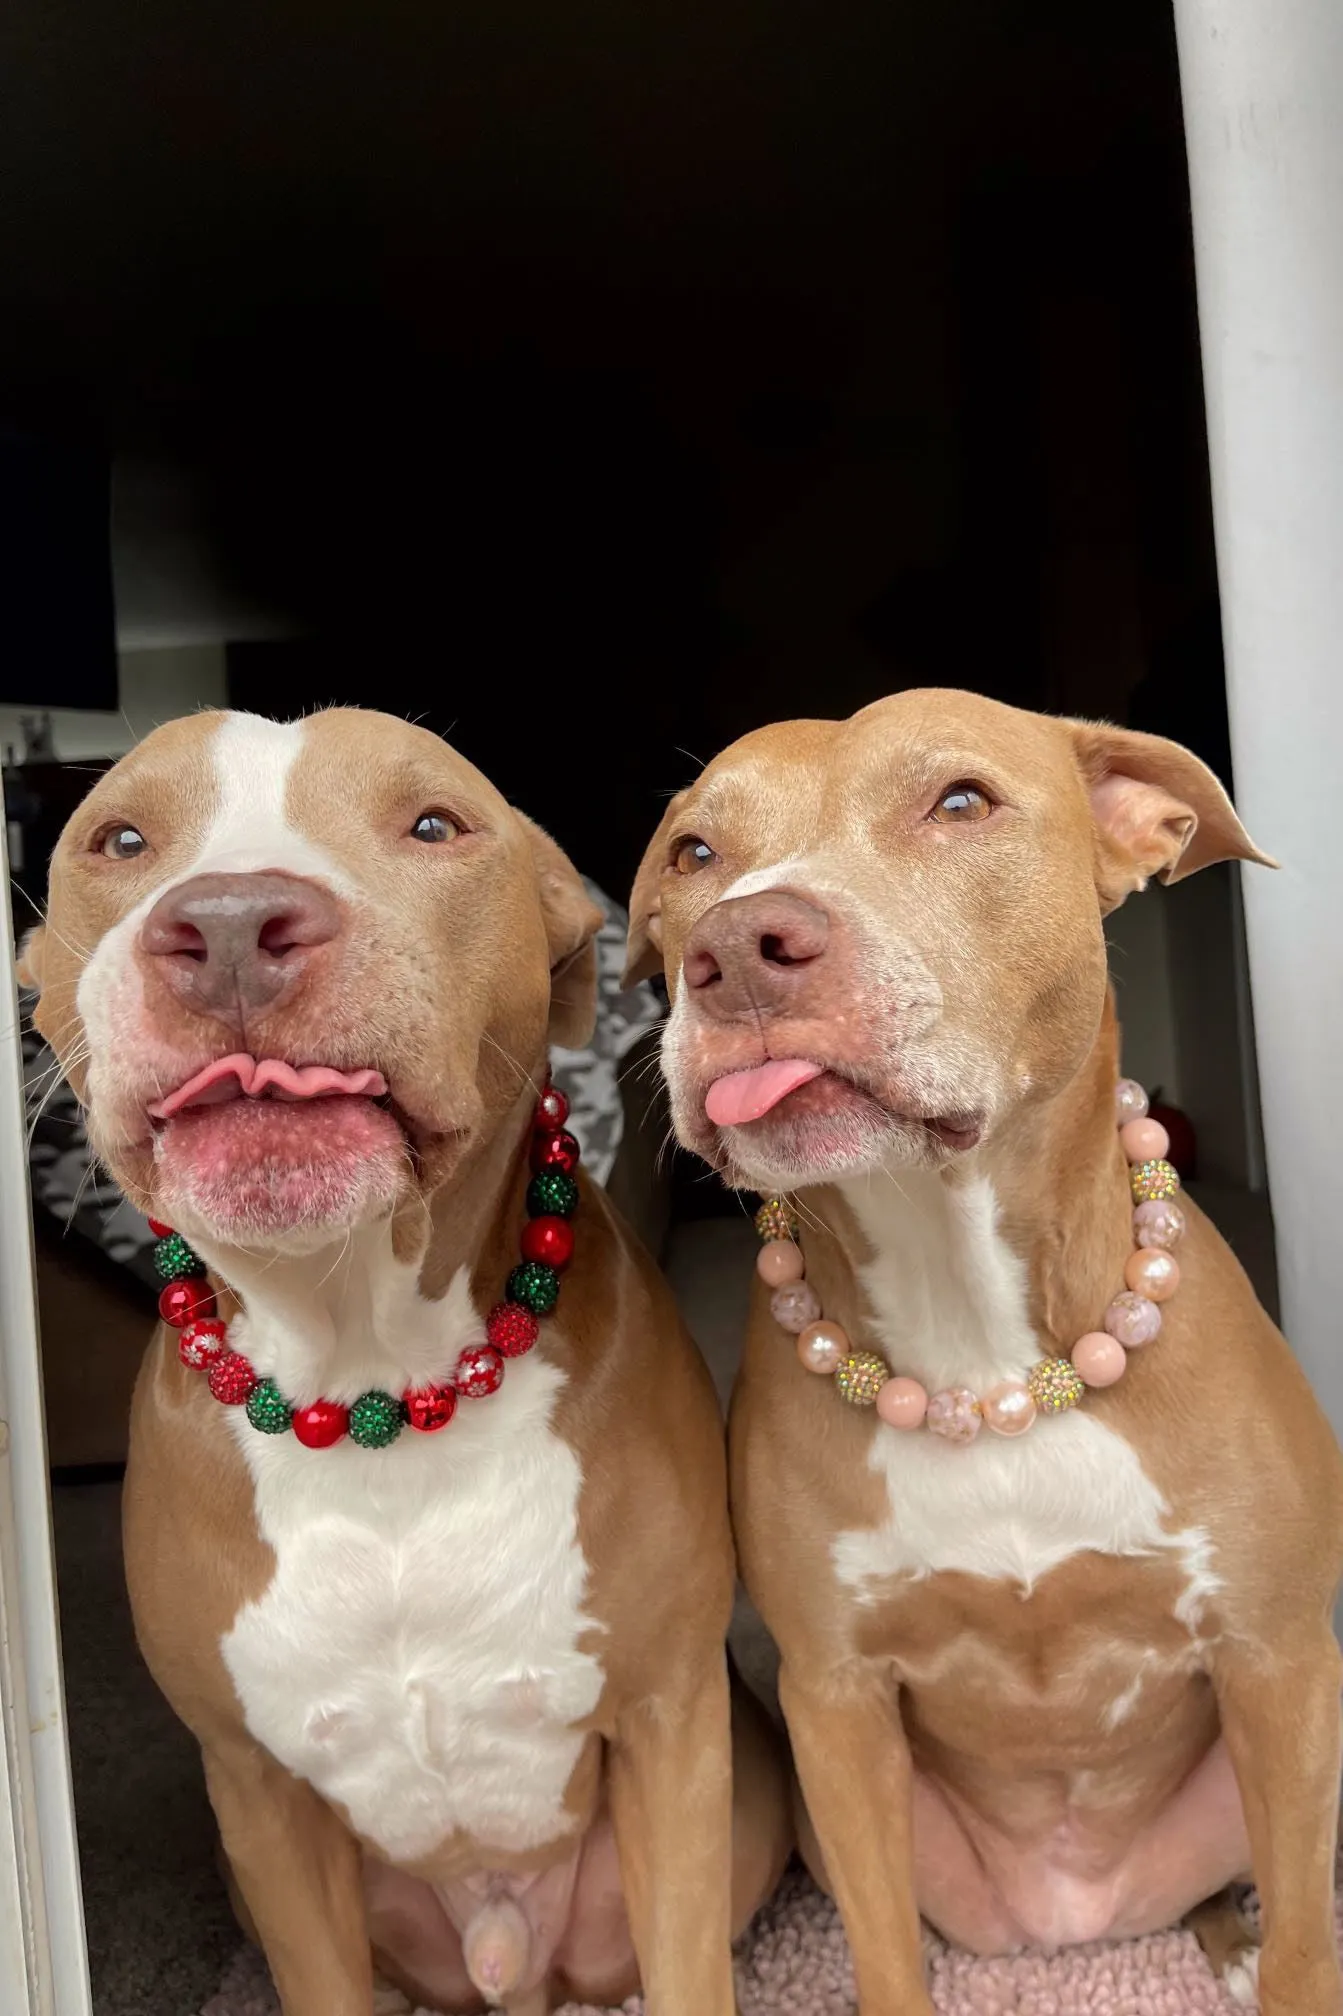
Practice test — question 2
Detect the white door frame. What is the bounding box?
[0,824,93,2016]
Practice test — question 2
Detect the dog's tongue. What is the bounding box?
[704,1059,824,1128]
[150,1054,387,1121]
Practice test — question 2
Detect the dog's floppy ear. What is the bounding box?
[623,790,688,988]
[15,925,46,991]
[517,814,605,1049]
[1066,720,1276,915]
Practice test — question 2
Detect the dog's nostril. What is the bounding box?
[257,913,304,959]
[760,933,812,967]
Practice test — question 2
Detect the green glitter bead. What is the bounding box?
[507,1259,560,1316]
[245,1378,293,1436]
[348,1390,404,1450]
[153,1232,206,1283]
[526,1170,580,1220]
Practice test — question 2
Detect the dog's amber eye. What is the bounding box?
[930,783,992,825]
[410,812,460,843]
[673,838,719,875]
[99,825,148,860]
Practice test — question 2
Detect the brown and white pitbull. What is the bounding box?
[625,688,1343,2015]
[23,707,788,2016]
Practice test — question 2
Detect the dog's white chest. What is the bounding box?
[221,1354,605,1864]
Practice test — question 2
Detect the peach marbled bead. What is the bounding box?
[797,1320,850,1376]
[770,1281,821,1333]
[1133,1198,1185,1250]
[1072,1331,1128,1388]
[981,1381,1037,1437]
[876,1377,928,1430]
[1105,1290,1162,1348]
[1124,1247,1180,1303]
[1119,1117,1170,1164]
[757,1239,805,1287]
[926,1386,982,1445]
[1115,1079,1150,1125]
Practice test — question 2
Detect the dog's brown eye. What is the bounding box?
[99,825,148,860]
[673,837,719,875]
[410,812,460,843]
[930,784,992,825]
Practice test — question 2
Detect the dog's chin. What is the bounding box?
[150,1097,410,1249]
[684,1071,984,1192]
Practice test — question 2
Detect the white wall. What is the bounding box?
[0,645,227,765]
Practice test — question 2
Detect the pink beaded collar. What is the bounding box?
[754,1079,1183,1443]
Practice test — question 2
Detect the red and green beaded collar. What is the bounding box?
[151,1081,582,1452]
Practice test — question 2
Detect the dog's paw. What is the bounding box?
[1222,1946,1261,2009]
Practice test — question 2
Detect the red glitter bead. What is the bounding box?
[178,1319,228,1370]
[159,1277,217,1329]
[454,1344,504,1399]
[485,1302,539,1358]
[403,1384,458,1433]
[521,1215,575,1270]
[535,1085,570,1130]
[530,1128,580,1175]
[208,1352,258,1406]
[147,1217,173,1238]
[292,1399,350,1448]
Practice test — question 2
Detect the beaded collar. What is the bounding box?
[152,1081,581,1450]
[753,1079,1183,1442]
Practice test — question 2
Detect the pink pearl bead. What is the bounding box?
[770,1282,821,1334]
[1133,1199,1185,1250]
[981,1382,1038,1437]
[757,1240,805,1287]
[1124,1247,1180,1303]
[1104,1291,1162,1348]
[1072,1331,1128,1388]
[1115,1079,1149,1125]
[797,1320,850,1376]
[926,1387,982,1445]
[1119,1117,1170,1164]
[876,1377,928,1430]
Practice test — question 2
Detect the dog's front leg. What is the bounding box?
[779,1658,936,2016]
[1213,1627,1343,2016]
[608,1652,736,2016]
[204,1737,375,2016]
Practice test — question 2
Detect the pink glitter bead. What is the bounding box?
[770,1282,821,1334]
[1133,1199,1185,1250]
[926,1386,982,1445]
[1104,1291,1162,1348]
[1115,1079,1149,1125]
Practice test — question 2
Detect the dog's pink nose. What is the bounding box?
[139,872,341,1021]
[683,890,830,1019]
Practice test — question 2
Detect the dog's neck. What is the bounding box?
[809,1017,1133,1392]
[189,1080,540,1406]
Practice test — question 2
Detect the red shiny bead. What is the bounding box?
[403,1383,458,1433]
[147,1217,173,1238]
[530,1128,580,1175]
[159,1277,217,1329]
[292,1399,350,1448]
[521,1215,575,1270]
[486,1302,540,1358]
[207,1351,258,1406]
[535,1085,570,1130]
[454,1344,504,1399]
[178,1319,228,1370]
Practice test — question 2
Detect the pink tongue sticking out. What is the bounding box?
[149,1054,388,1121]
[704,1059,824,1128]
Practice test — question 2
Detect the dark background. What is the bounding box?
[1,0,1228,896]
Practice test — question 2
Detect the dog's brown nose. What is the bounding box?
[683,890,830,1019]
[140,872,341,1021]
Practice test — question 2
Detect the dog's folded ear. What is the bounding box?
[623,790,688,988]
[1067,721,1276,914]
[516,814,605,1049]
[15,925,46,992]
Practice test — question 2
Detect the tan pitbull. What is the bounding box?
[25,707,788,2016]
[625,688,1343,2015]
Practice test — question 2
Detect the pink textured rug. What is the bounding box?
[200,1866,1294,2014]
